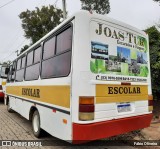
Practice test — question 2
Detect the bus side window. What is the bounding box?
[43,37,56,60]
[25,47,41,81]
[34,47,41,63]
[41,26,72,79]
[21,56,26,69]
[11,61,16,82]
[6,66,9,82]
[7,65,12,83]
[15,56,26,82]
[16,58,21,70]
[56,27,72,54]
[26,51,33,66]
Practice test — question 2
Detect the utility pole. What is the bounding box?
[62,0,67,20]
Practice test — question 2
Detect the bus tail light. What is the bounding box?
[79,104,94,112]
[148,95,153,111]
[148,94,153,102]
[148,100,153,106]
[79,113,94,121]
[79,96,94,104]
[79,96,94,121]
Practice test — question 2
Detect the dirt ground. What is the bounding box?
[153,100,160,119]
[141,100,160,140]
[129,100,160,148]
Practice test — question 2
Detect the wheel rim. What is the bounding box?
[33,114,39,133]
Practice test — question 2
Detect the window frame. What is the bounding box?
[7,65,12,83]
[56,27,72,55]
[34,46,41,64]
[41,23,73,79]
[24,45,41,81]
[21,56,26,69]
[15,54,26,82]
[26,50,34,67]
[16,58,21,70]
[11,61,16,82]
[43,36,56,60]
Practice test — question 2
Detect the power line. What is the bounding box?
[1,51,15,62]
[42,0,47,5]
[54,0,59,7]
[1,39,27,62]
[37,0,46,7]
[0,0,15,9]
[37,0,59,7]
[2,30,23,52]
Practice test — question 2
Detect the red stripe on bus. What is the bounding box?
[72,114,152,144]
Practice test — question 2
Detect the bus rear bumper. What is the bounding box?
[72,114,152,144]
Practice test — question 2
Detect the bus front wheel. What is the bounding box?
[7,98,13,113]
[32,110,42,138]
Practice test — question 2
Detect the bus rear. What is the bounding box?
[72,12,152,143]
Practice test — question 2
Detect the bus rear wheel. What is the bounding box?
[32,110,42,138]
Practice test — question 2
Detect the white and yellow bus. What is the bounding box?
[3,11,153,143]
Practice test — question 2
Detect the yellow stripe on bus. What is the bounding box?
[96,84,148,103]
[96,84,148,97]
[6,86,70,108]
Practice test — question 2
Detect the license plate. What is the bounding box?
[117,103,131,113]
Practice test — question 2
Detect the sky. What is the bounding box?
[0,0,160,63]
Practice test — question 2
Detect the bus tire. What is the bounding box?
[32,110,42,138]
[7,98,13,113]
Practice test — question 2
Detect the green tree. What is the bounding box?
[80,0,110,14]
[145,26,160,99]
[19,5,63,44]
[20,45,29,54]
